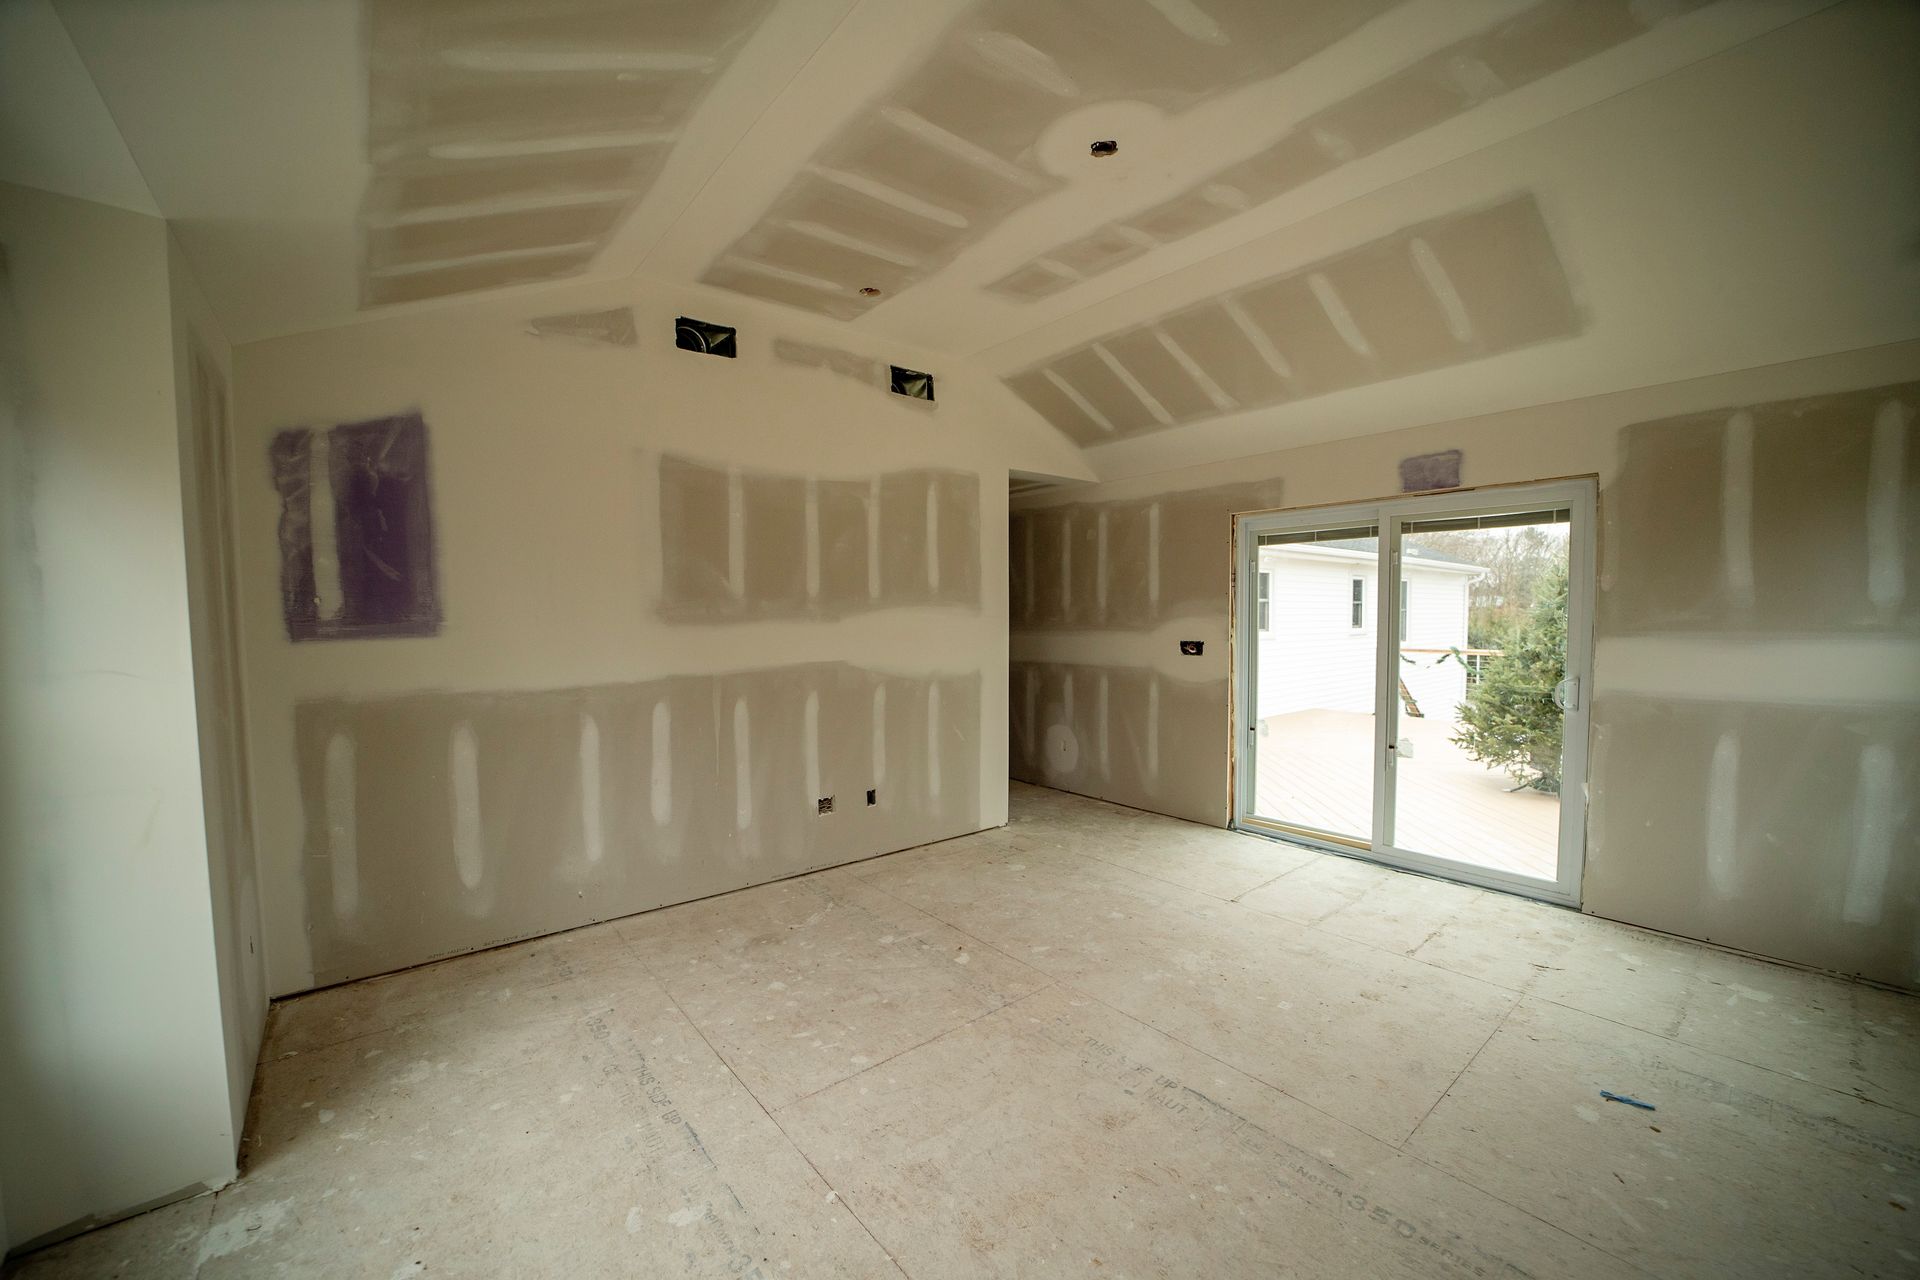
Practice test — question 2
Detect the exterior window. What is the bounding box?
[1257,571,1271,631]
[1350,576,1365,629]
[1400,578,1410,636]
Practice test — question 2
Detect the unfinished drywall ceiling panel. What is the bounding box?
[227,271,1077,995]
[1002,0,1918,481]
[983,0,1712,305]
[0,0,158,215]
[1586,379,1920,985]
[358,0,776,307]
[696,0,1402,320]
[47,0,863,341]
[1005,193,1580,446]
[871,0,1828,358]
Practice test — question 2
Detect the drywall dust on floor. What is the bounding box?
[699,0,1401,320]
[1004,192,1583,445]
[658,453,981,621]
[17,784,1916,1278]
[987,0,1713,302]
[358,0,776,307]
[295,662,982,984]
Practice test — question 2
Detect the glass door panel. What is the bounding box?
[1386,509,1572,881]
[1246,522,1380,846]
[1235,482,1593,906]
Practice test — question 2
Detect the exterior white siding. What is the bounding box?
[1256,546,1477,720]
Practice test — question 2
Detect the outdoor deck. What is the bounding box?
[1253,709,1560,881]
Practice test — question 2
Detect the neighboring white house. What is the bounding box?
[1255,540,1485,723]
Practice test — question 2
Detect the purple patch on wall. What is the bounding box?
[1399,449,1463,493]
[270,411,440,640]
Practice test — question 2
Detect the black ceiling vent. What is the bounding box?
[675,316,736,358]
[890,366,934,402]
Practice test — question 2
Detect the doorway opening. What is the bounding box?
[1233,480,1595,904]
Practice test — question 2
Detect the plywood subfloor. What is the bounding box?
[16,784,1917,1278]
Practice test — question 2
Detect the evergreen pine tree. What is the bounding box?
[1451,565,1567,793]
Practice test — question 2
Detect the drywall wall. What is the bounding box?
[0,183,236,1250]
[1010,340,1920,988]
[168,231,269,1152]
[230,276,1084,993]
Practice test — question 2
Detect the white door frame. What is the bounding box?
[1232,479,1596,907]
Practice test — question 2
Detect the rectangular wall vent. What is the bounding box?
[676,316,737,358]
[890,366,934,401]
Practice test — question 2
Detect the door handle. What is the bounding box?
[1554,677,1580,712]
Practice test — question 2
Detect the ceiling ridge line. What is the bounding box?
[622,0,871,295]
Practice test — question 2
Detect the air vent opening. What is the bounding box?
[675,316,737,358]
[890,366,934,402]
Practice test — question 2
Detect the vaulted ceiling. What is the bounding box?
[13,0,1918,478]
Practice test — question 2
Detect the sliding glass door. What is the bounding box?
[1234,481,1594,904]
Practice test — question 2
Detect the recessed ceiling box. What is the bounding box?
[675,316,737,358]
[890,366,934,401]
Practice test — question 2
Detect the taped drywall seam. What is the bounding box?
[580,713,604,866]
[451,721,484,892]
[1841,740,1896,925]
[872,685,888,796]
[926,683,942,803]
[650,701,673,828]
[309,428,343,621]
[866,476,883,602]
[1721,410,1756,612]
[805,478,822,602]
[1867,398,1908,615]
[1705,730,1740,898]
[733,698,753,834]
[726,469,746,601]
[324,731,357,924]
[925,479,940,592]
[804,690,822,806]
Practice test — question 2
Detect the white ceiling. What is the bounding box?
[19,0,1920,478]
[0,0,155,215]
